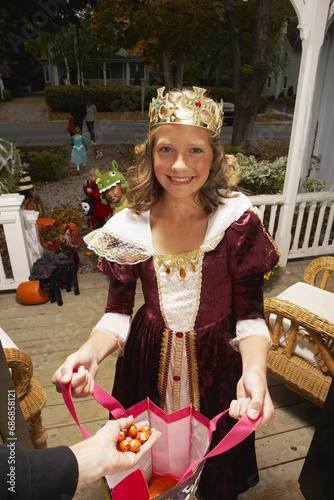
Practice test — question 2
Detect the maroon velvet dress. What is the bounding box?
[85,195,279,500]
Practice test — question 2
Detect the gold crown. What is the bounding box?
[149,87,223,135]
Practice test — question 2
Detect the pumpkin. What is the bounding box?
[149,475,178,498]
[37,218,56,230]
[64,222,80,239]
[16,281,50,305]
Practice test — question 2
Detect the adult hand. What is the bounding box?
[71,416,161,487]
[229,368,274,427]
[87,188,92,193]
[51,347,98,398]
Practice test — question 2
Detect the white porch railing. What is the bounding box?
[250,191,334,263]
[0,193,42,291]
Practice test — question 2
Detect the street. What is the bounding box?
[0,121,292,146]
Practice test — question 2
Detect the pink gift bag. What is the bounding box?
[61,382,261,500]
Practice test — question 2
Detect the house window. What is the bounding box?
[267,76,272,89]
[44,66,50,83]
[99,66,110,80]
[130,64,144,79]
[282,76,288,90]
[111,63,123,79]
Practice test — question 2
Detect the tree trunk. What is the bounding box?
[175,52,186,87]
[224,0,272,148]
[62,54,71,85]
[162,50,173,89]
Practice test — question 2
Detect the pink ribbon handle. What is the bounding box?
[60,379,127,440]
[179,410,261,483]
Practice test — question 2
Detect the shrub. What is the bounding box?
[29,151,65,181]
[206,87,234,103]
[50,207,81,225]
[305,177,327,192]
[236,154,287,195]
[44,85,235,112]
[3,89,13,101]
[223,144,245,156]
[0,139,21,194]
[258,96,268,113]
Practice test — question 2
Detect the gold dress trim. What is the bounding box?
[185,330,201,410]
[157,328,172,410]
[173,333,184,412]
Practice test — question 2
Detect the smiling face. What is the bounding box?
[105,182,125,204]
[153,124,213,204]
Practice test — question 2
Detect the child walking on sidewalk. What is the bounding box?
[69,127,95,175]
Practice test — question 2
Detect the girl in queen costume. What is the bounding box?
[53,87,280,499]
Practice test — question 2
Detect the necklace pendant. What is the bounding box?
[179,266,186,279]
[165,266,171,274]
[192,264,196,272]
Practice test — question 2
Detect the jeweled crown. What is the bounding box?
[149,87,223,135]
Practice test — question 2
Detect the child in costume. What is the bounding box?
[53,87,280,499]
[67,116,75,137]
[83,168,112,228]
[17,156,33,199]
[69,127,95,175]
[95,161,128,215]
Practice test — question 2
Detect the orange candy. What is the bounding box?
[117,430,126,443]
[127,424,138,438]
[117,424,152,453]
[118,440,130,453]
[137,431,150,444]
[129,438,141,453]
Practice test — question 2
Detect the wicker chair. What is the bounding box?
[264,256,334,407]
[4,348,48,448]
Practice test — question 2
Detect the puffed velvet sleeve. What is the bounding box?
[225,210,279,321]
[99,257,140,315]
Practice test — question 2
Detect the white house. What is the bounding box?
[41,48,150,87]
[263,17,302,101]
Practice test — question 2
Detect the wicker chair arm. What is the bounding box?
[264,297,334,375]
[4,348,33,400]
[304,256,334,289]
[264,297,334,338]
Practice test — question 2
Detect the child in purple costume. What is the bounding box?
[53,87,280,499]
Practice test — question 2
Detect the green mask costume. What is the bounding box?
[95,161,128,212]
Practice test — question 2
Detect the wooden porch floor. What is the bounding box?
[0,258,321,499]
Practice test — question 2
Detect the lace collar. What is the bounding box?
[84,192,252,263]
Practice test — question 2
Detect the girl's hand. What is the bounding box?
[229,368,274,427]
[51,347,98,398]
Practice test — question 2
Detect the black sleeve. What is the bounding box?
[0,443,78,499]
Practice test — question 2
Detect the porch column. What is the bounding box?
[103,62,107,85]
[125,62,130,85]
[0,194,39,290]
[275,0,330,265]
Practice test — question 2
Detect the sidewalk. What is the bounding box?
[0,94,49,123]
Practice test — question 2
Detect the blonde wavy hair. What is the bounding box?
[127,126,240,215]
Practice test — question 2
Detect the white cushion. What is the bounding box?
[269,282,334,366]
[0,327,18,349]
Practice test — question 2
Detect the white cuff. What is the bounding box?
[230,318,271,352]
[91,312,131,354]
